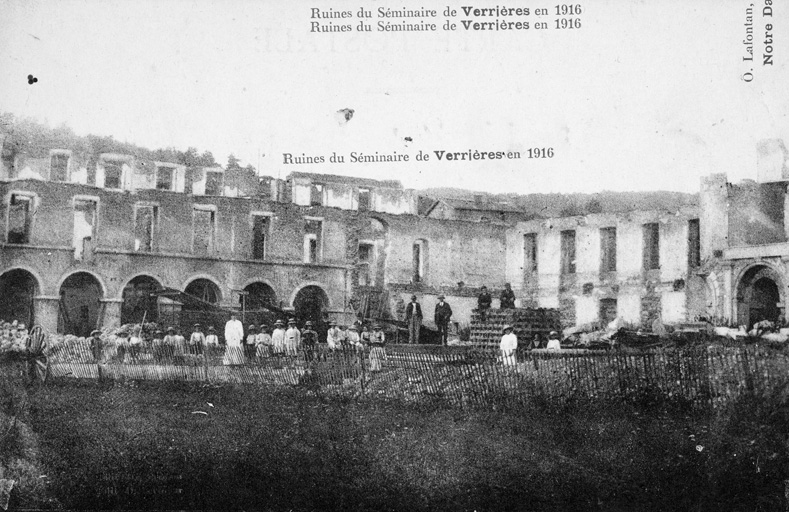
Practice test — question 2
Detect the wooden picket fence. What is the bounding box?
[44,340,789,409]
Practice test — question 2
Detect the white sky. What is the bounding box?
[1,0,787,194]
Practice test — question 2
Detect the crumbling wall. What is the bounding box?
[728,180,786,246]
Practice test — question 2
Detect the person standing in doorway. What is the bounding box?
[434,295,453,346]
[405,295,423,344]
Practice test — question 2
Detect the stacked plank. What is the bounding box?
[469,308,561,345]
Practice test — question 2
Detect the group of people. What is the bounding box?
[405,294,453,345]
[499,327,563,365]
[477,283,517,321]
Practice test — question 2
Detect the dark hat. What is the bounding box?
[410,295,417,300]
[90,329,102,336]
[437,294,445,300]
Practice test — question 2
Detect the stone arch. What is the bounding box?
[735,262,785,328]
[121,275,163,325]
[58,271,104,336]
[183,277,223,305]
[0,268,40,326]
[292,284,330,325]
[241,281,278,311]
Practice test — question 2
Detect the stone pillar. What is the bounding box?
[33,296,60,333]
[100,298,123,329]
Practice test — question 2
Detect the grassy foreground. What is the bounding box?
[4,378,788,511]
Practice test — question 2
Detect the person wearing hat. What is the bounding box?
[500,283,516,310]
[89,329,103,362]
[271,319,286,356]
[302,321,318,362]
[189,323,205,356]
[346,323,361,349]
[500,325,518,366]
[369,324,386,371]
[477,286,492,322]
[326,320,342,350]
[205,326,219,352]
[162,327,178,361]
[546,331,562,351]
[245,324,258,359]
[255,323,272,358]
[285,318,301,357]
[405,294,423,344]
[434,295,453,345]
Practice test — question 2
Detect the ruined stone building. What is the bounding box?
[1,127,787,337]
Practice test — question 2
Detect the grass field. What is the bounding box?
[3,377,788,511]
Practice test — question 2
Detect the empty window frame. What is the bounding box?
[73,198,97,261]
[560,230,576,275]
[204,171,223,196]
[358,188,371,211]
[193,206,216,255]
[134,204,158,252]
[252,214,270,260]
[600,227,617,272]
[50,152,70,182]
[304,218,322,264]
[413,240,427,283]
[688,219,701,268]
[523,233,538,273]
[643,223,660,270]
[599,298,618,324]
[310,183,324,206]
[156,166,175,191]
[358,242,373,286]
[7,193,33,244]
[103,161,124,189]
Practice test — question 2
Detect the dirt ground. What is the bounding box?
[7,378,788,511]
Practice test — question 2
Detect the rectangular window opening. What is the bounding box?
[643,223,660,270]
[412,242,423,283]
[310,183,324,206]
[600,227,617,272]
[73,199,97,261]
[560,230,576,275]
[523,233,538,274]
[50,154,69,182]
[599,298,618,324]
[156,167,174,191]
[103,162,123,189]
[358,188,371,211]
[204,171,223,196]
[8,194,32,244]
[193,208,216,255]
[252,215,269,260]
[134,205,158,252]
[304,219,322,263]
[688,219,701,268]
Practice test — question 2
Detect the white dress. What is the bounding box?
[500,333,518,365]
[271,328,286,354]
[223,319,245,364]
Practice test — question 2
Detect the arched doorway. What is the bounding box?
[293,285,329,325]
[0,269,39,326]
[184,278,221,305]
[736,264,784,328]
[59,272,103,336]
[241,282,277,327]
[121,275,162,325]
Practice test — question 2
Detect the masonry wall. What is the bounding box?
[508,208,702,328]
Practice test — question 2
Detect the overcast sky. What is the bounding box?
[1,0,787,194]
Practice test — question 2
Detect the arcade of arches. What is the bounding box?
[58,272,103,337]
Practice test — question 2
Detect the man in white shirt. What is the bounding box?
[223,312,245,364]
[500,325,518,366]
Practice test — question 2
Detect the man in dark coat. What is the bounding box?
[500,283,516,309]
[477,285,492,321]
[434,295,453,345]
[405,295,423,344]
[301,321,318,362]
